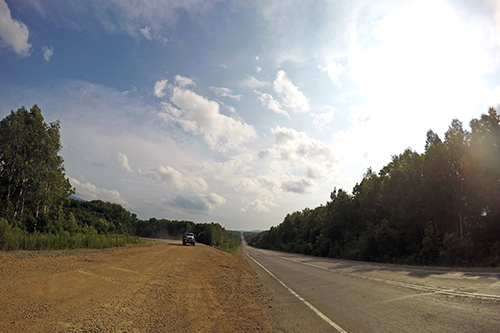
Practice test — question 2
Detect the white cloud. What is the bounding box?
[175,75,195,88]
[241,198,277,212]
[222,103,236,113]
[42,45,54,62]
[70,178,129,206]
[239,76,269,89]
[251,1,310,66]
[0,0,32,57]
[166,192,226,212]
[319,60,345,87]
[210,86,242,100]
[117,152,133,173]
[140,26,153,40]
[254,90,289,118]
[195,128,337,215]
[312,109,335,130]
[139,165,209,192]
[206,192,226,207]
[271,126,336,179]
[474,0,500,49]
[161,86,257,152]
[273,70,309,113]
[281,178,314,194]
[154,79,168,98]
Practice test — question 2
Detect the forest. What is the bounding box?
[249,108,500,267]
[0,106,239,252]
[133,218,241,253]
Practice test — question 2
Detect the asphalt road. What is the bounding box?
[243,242,500,333]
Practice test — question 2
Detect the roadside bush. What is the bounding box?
[0,223,140,251]
[0,218,10,249]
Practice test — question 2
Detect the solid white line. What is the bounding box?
[244,249,349,333]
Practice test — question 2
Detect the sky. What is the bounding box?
[1,0,500,231]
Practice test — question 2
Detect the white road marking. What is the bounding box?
[244,249,349,333]
[280,257,500,302]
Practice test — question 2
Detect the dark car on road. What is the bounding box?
[183,231,195,246]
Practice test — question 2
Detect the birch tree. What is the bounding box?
[0,105,73,229]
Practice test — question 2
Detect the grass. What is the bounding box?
[0,221,142,251]
[217,242,242,254]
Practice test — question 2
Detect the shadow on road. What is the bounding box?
[274,250,500,280]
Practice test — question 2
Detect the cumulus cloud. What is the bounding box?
[0,0,32,56]
[117,152,133,173]
[254,91,289,118]
[241,198,277,212]
[271,126,336,179]
[273,70,310,113]
[210,86,242,100]
[159,86,257,152]
[206,192,227,207]
[166,192,226,212]
[154,79,168,98]
[281,178,314,194]
[42,45,54,62]
[139,165,209,192]
[69,178,129,206]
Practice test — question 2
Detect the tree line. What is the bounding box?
[133,218,241,252]
[249,108,500,267]
[0,105,239,252]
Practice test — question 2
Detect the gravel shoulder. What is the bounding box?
[0,240,274,332]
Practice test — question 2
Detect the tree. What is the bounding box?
[423,130,454,234]
[0,105,73,229]
[443,119,469,238]
[468,108,500,247]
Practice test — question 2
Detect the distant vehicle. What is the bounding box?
[182,231,195,246]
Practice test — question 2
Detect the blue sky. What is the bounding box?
[1,0,500,230]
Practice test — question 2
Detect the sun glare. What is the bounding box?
[358,0,486,103]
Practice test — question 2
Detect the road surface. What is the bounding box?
[243,242,500,332]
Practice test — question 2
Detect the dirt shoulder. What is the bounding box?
[0,241,274,332]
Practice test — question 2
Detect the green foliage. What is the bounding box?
[133,218,241,253]
[193,222,241,252]
[0,105,74,229]
[250,108,500,267]
[242,231,261,243]
[0,224,140,251]
[0,107,153,251]
[64,199,137,234]
[133,218,195,239]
